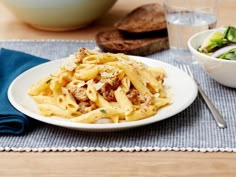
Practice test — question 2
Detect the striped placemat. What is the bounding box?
[0,40,235,152]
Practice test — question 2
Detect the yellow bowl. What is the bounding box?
[1,0,117,31]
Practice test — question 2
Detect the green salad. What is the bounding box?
[198,26,236,61]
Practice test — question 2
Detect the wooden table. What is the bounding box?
[1,0,236,176]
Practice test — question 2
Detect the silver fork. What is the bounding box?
[179,64,227,128]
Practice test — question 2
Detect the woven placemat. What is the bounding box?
[0,40,235,152]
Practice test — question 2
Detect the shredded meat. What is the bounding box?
[138,95,152,106]
[99,82,116,102]
[69,86,88,102]
[127,88,139,104]
[127,88,152,105]
[74,48,90,64]
[94,74,102,83]
[77,101,97,113]
[111,77,121,90]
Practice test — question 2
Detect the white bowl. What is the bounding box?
[188,28,236,88]
[1,0,117,31]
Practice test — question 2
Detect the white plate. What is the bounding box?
[8,56,198,131]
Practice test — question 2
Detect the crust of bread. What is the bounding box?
[114,3,167,33]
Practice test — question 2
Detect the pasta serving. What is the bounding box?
[28,48,170,123]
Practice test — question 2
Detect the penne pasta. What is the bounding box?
[49,79,62,96]
[82,53,118,64]
[121,76,130,93]
[32,95,56,105]
[153,97,170,109]
[38,104,79,118]
[115,62,152,96]
[148,67,166,81]
[96,94,112,108]
[74,64,99,80]
[114,87,133,115]
[28,76,51,96]
[125,106,157,121]
[137,66,163,93]
[56,94,67,110]
[28,48,170,124]
[57,71,73,86]
[71,107,124,123]
[86,80,97,102]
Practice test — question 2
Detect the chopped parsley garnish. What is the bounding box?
[46,79,52,84]
[100,109,106,114]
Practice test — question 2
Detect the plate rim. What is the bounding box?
[8,55,198,131]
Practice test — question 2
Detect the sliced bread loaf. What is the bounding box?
[96,30,169,56]
[114,3,167,33]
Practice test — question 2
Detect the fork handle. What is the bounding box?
[197,84,227,128]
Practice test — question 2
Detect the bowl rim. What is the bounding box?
[187,27,236,64]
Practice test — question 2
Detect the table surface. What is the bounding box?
[1,0,236,176]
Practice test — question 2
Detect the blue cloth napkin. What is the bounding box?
[0,48,48,135]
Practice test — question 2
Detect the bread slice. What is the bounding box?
[96,30,169,56]
[114,3,167,33]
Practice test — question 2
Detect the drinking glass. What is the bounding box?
[163,0,220,63]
